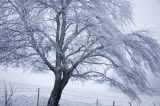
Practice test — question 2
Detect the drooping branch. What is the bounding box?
[1,0,160,103]
[72,71,141,101]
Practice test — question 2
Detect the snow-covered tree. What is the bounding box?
[0,0,160,106]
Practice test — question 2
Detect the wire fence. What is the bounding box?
[0,87,160,106]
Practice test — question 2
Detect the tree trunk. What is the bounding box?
[47,72,70,106]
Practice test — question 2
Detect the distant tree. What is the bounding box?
[1,82,16,106]
[0,0,160,106]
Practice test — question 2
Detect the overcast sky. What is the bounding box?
[133,0,160,39]
[0,0,160,92]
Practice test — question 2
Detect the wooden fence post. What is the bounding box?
[96,99,99,106]
[37,88,40,106]
[129,102,132,106]
[113,101,115,106]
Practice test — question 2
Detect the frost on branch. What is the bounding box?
[0,0,160,102]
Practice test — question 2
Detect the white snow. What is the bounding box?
[0,80,160,106]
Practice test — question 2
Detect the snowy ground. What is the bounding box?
[0,80,160,106]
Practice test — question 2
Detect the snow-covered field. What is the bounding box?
[0,80,160,106]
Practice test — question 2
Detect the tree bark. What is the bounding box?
[47,71,70,106]
[47,80,62,106]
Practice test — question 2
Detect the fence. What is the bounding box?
[0,87,160,106]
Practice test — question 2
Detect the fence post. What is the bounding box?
[96,99,99,106]
[37,88,40,106]
[113,101,115,106]
[129,102,132,106]
[4,83,7,106]
[153,102,156,106]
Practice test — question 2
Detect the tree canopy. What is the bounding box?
[0,0,160,102]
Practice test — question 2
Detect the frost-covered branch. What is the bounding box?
[1,0,160,103]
